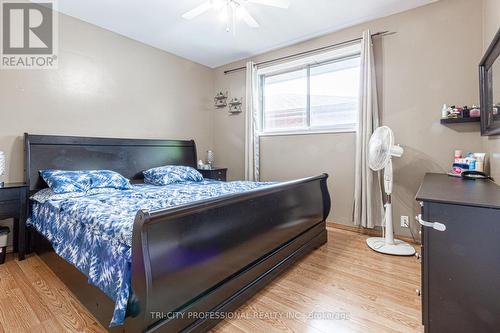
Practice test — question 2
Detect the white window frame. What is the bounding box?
[257,43,361,136]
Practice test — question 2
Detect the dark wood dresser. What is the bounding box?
[416,173,500,333]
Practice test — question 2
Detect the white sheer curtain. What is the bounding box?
[353,30,384,228]
[244,61,260,181]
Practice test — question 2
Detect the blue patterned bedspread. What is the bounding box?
[27,180,273,327]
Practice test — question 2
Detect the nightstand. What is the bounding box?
[198,167,227,181]
[0,183,28,260]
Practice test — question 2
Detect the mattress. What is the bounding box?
[27,180,273,327]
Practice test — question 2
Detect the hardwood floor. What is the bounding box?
[0,228,423,333]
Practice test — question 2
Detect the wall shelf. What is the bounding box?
[440,117,480,124]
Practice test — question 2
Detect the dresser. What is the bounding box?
[416,173,500,333]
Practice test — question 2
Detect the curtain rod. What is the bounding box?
[223,30,393,75]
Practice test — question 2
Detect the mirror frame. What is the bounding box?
[480,27,500,136]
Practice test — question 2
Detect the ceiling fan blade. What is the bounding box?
[238,6,259,28]
[182,1,213,20]
[247,0,290,9]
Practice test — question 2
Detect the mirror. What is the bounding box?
[480,27,500,135]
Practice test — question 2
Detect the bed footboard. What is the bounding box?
[128,174,330,332]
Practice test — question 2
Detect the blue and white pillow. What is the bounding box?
[40,170,131,194]
[87,170,132,190]
[40,170,92,194]
[143,165,203,186]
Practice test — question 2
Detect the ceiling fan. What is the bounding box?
[182,0,290,33]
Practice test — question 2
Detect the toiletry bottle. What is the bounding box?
[474,153,486,172]
[442,104,449,118]
[469,158,476,171]
[462,106,470,118]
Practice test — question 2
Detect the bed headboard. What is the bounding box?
[24,133,197,193]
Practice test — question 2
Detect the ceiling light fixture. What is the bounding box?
[182,0,290,34]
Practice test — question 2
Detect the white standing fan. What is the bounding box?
[366,126,415,256]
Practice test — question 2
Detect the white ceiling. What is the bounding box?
[54,0,436,68]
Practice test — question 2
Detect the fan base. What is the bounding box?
[366,237,416,256]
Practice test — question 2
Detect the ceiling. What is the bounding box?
[54,0,436,68]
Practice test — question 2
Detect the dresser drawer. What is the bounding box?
[0,200,20,219]
[0,188,21,201]
[213,170,226,181]
[199,168,227,181]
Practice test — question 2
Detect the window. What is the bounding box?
[259,46,361,134]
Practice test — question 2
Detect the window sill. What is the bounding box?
[258,128,356,137]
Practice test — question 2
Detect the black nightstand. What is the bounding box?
[0,183,28,260]
[198,168,227,181]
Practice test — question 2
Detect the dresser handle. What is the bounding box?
[416,289,421,296]
[415,252,420,259]
[416,214,446,231]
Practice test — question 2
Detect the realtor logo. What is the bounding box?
[1,0,58,69]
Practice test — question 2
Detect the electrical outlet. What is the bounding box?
[400,216,409,228]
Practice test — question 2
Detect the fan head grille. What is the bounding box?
[368,126,394,171]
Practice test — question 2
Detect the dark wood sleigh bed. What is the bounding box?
[24,133,331,333]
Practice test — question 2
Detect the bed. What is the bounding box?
[24,133,331,333]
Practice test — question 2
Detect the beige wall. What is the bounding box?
[0,12,214,245]
[1,12,214,182]
[213,0,488,237]
[483,0,500,50]
[482,0,500,180]
[0,0,497,244]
